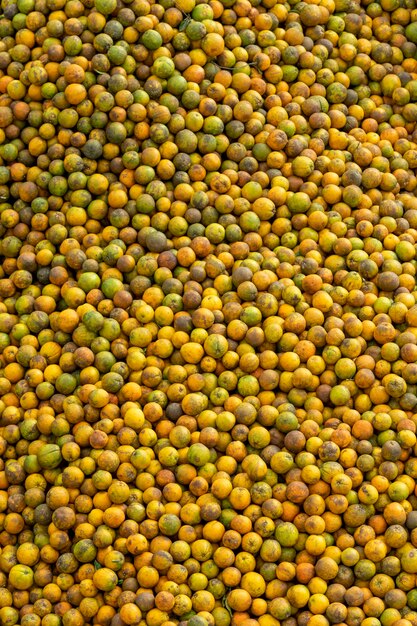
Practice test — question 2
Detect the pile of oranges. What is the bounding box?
[1,0,417,624]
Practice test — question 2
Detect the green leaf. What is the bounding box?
[222,590,233,616]
[179,16,191,31]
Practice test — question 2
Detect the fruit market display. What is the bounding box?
[1,0,417,624]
